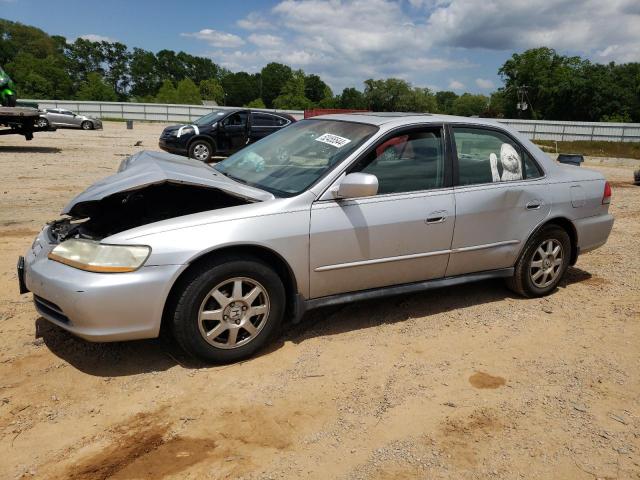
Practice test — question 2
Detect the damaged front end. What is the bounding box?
[48,150,274,243]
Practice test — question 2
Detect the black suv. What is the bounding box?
[159,109,296,162]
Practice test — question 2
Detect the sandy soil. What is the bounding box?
[0,122,638,479]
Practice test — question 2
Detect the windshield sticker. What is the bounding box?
[315,133,351,148]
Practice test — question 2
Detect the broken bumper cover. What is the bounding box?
[24,227,183,342]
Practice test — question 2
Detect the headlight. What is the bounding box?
[48,239,151,273]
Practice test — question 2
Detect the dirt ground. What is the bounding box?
[0,122,638,479]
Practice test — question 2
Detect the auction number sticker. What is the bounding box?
[315,133,351,148]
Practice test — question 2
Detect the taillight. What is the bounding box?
[602,181,612,204]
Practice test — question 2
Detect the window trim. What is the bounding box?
[447,123,546,188]
[250,111,292,128]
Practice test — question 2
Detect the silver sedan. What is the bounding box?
[36,108,103,130]
[20,113,614,363]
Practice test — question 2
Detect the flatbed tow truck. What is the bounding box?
[0,106,55,140]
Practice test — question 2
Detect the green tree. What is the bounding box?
[129,47,160,98]
[155,79,178,103]
[199,78,224,104]
[304,74,332,103]
[175,78,201,104]
[221,72,260,106]
[6,52,72,99]
[273,70,313,110]
[101,41,130,99]
[76,72,117,101]
[451,93,489,117]
[261,62,293,108]
[339,87,367,109]
[245,98,266,108]
[435,91,458,114]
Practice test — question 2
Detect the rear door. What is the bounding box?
[249,112,288,143]
[446,125,550,277]
[309,125,455,298]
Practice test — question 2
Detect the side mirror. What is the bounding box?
[335,173,378,199]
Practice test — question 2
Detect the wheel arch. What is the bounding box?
[525,217,579,266]
[187,135,216,153]
[161,244,299,332]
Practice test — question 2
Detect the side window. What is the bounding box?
[61,110,74,116]
[523,151,543,179]
[453,127,526,185]
[252,113,274,127]
[351,128,445,195]
[226,112,247,126]
[274,116,289,126]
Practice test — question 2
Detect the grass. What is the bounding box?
[534,140,640,160]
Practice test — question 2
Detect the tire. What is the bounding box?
[170,256,285,363]
[36,117,49,128]
[507,225,571,298]
[81,120,93,130]
[188,139,214,162]
[2,93,16,107]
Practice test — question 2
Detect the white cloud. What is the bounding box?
[237,12,273,30]
[181,29,244,48]
[184,0,640,93]
[449,80,465,90]
[475,78,495,89]
[427,0,640,62]
[247,34,284,48]
[79,34,116,43]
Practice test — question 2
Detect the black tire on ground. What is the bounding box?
[2,93,16,107]
[36,117,49,128]
[188,139,214,162]
[81,120,93,130]
[170,256,285,364]
[506,225,571,298]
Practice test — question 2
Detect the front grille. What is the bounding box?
[34,296,69,324]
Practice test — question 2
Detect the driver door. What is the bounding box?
[309,125,455,298]
[221,111,249,152]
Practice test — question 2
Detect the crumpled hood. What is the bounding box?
[62,150,274,218]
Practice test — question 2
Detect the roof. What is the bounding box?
[309,112,504,129]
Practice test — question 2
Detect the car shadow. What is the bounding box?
[35,266,593,376]
[0,146,61,154]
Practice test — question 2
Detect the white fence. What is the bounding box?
[25,99,640,142]
[497,118,640,143]
[26,100,305,122]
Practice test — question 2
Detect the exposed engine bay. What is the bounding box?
[47,183,249,243]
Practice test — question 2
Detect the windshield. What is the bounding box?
[214,119,378,197]
[195,110,228,125]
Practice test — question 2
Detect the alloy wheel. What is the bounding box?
[198,277,270,349]
[192,143,210,161]
[529,239,563,288]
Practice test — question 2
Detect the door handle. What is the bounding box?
[526,200,543,210]
[426,211,447,224]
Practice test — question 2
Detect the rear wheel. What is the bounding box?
[81,120,93,130]
[171,257,285,363]
[507,225,571,297]
[36,117,49,128]
[188,139,214,162]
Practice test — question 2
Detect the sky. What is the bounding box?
[3,0,640,94]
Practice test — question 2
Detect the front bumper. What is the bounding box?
[23,227,183,342]
[158,137,187,156]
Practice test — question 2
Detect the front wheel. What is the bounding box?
[507,225,571,298]
[170,257,285,363]
[188,139,213,162]
[81,120,93,130]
